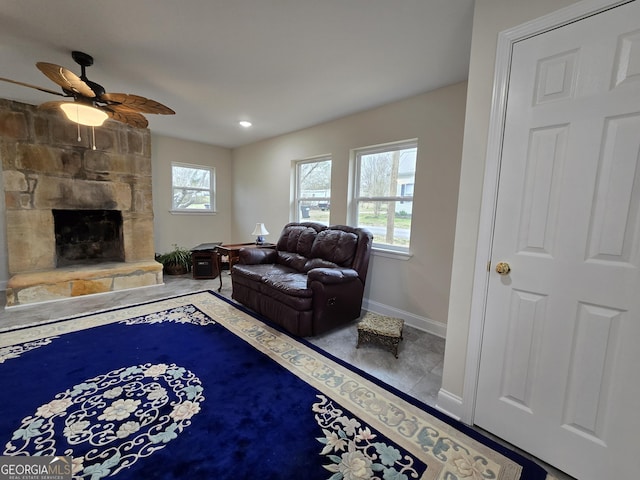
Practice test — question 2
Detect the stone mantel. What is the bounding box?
[1,98,163,307]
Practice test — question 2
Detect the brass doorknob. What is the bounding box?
[495,262,511,275]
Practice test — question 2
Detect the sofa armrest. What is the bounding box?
[307,267,359,284]
[238,247,277,265]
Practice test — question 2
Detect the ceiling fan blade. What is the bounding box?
[36,62,95,98]
[101,92,175,115]
[104,105,149,128]
[0,77,67,97]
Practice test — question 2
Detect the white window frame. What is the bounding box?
[170,162,216,214]
[293,156,332,223]
[350,139,417,254]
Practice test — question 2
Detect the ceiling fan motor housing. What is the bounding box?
[70,51,105,97]
[71,51,93,68]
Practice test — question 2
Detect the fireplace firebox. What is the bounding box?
[53,209,125,267]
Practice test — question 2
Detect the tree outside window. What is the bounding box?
[171,163,215,211]
[294,157,331,224]
[353,141,417,251]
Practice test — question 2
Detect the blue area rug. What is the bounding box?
[0,291,551,479]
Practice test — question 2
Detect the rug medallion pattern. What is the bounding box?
[0,292,545,480]
[5,362,203,478]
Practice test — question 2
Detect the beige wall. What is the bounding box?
[440,0,581,413]
[231,83,467,331]
[151,135,232,254]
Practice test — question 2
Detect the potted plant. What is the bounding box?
[156,244,192,275]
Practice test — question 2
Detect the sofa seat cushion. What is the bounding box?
[303,258,339,272]
[262,272,311,297]
[260,275,313,310]
[232,263,290,283]
[276,251,308,272]
[232,264,313,311]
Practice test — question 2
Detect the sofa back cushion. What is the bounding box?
[310,229,358,267]
[277,225,318,256]
[274,223,367,274]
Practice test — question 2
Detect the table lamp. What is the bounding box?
[251,223,269,244]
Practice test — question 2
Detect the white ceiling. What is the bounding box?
[0,0,475,148]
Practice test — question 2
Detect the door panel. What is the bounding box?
[475,2,640,479]
[588,114,640,264]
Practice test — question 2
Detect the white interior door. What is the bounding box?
[475,2,640,479]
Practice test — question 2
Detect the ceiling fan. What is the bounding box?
[0,51,175,129]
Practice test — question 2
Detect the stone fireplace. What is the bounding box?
[1,99,163,307]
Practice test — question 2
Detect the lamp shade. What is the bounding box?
[251,223,269,236]
[60,102,108,127]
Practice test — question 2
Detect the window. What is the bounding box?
[294,157,332,224]
[352,140,417,252]
[171,163,215,212]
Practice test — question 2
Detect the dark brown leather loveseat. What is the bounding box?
[231,222,373,336]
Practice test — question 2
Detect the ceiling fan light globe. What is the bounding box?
[60,102,108,127]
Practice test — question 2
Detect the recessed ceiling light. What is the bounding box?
[239,121,252,128]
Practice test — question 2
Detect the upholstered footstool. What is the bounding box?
[356,312,404,358]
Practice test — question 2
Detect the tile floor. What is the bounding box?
[309,315,445,406]
[0,272,574,479]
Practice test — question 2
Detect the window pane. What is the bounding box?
[172,166,210,189]
[171,163,214,212]
[357,200,412,247]
[173,188,211,209]
[295,158,331,224]
[298,160,331,199]
[359,147,416,198]
[298,200,330,224]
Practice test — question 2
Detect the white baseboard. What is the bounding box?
[361,298,447,338]
[435,388,464,421]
